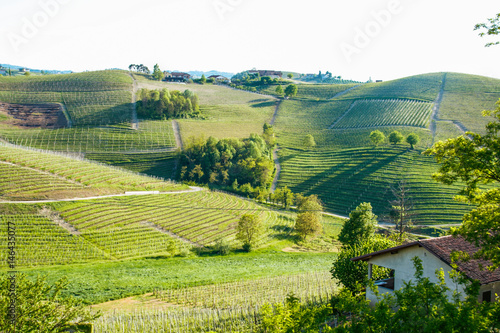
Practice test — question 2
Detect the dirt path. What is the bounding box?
[142,221,202,248]
[329,84,362,100]
[0,186,203,204]
[270,100,282,192]
[270,99,282,125]
[128,72,139,130]
[430,73,469,144]
[172,120,183,150]
[328,101,356,129]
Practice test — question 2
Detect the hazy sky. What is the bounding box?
[1,0,499,81]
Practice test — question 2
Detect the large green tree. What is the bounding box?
[425,100,500,268]
[406,133,420,149]
[388,131,404,145]
[153,63,163,81]
[236,214,263,251]
[369,130,385,146]
[284,84,298,98]
[338,202,377,246]
[295,195,323,240]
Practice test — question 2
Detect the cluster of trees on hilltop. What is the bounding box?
[136,88,200,120]
[179,133,274,190]
[128,64,150,74]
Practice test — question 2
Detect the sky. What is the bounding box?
[0,0,499,82]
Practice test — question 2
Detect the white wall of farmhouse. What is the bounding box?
[365,245,466,304]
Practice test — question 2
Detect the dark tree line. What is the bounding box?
[137,88,200,120]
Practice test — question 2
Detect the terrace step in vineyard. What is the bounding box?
[331,99,434,129]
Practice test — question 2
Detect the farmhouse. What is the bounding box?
[164,72,191,82]
[248,70,283,79]
[208,75,229,83]
[352,235,500,304]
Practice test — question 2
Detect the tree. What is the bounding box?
[369,130,385,146]
[0,274,99,332]
[295,195,323,240]
[338,202,377,246]
[275,85,283,96]
[303,134,316,149]
[474,13,500,47]
[200,74,206,84]
[424,100,500,268]
[153,64,163,81]
[406,133,420,149]
[330,236,396,292]
[388,180,417,241]
[284,84,298,98]
[388,130,404,145]
[287,73,293,79]
[236,214,263,251]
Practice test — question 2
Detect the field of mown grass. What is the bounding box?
[0,143,185,199]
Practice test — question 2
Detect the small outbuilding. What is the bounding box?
[351,235,500,304]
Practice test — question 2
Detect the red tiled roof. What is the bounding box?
[351,235,500,285]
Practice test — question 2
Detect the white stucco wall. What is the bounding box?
[365,245,466,304]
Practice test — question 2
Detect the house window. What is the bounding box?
[483,291,492,303]
[372,267,395,291]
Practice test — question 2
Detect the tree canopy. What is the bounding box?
[180,134,274,190]
[388,131,404,145]
[153,64,163,81]
[406,133,420,149]
[137,88,200,120]
[284,84,298,98]
[474,12,500,47]
[236,214,263,251]
[0,274,99,332]
[369,130,385,146]
[295,195,323,240]
[338,202,377,246]
[425,100,500,268]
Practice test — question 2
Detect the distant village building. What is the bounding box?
[352,235,500,305]
[305,73,316,79]
[208,75,229,83]
[19,68,29,73]
[164,72,191,82]
[0,70,6,76]
[376,80,383,83]
[248,70,283,79]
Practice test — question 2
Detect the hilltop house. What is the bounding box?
[208,75,229,83]
[248,70,283,79]
[164,72,191,82]
[351,235,500,304]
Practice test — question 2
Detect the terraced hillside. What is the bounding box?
[0,189,296,267]
[0,143,186,200]
[275,72,500,225]
[278,147,469,224]
[0,70,132,125]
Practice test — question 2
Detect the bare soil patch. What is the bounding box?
[0,102,68,128]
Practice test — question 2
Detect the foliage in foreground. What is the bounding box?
[0,273,99,332]
[425,99,500,268]
[331,257,500,332]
